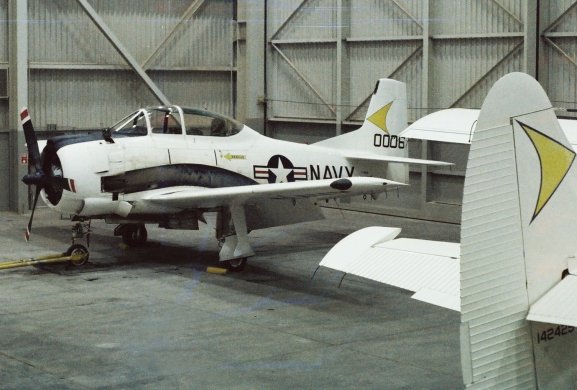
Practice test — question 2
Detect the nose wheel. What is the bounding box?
[66,244,89,266]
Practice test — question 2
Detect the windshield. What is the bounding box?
[111,110,148,137]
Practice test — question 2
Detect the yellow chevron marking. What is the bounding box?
[519,121,575,222]
[223,153,246,161]
[367,101,393,133]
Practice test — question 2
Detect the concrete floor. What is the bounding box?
[0,207,462,389]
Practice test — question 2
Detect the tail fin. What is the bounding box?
[314,79,409,182]
[318,78,408,146]
[460,72,577,389]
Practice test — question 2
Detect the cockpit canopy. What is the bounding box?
[111,105,244,137]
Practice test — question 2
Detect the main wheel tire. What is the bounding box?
[66,244,89,266]
[223,257,247,272]
[121,224,148,246]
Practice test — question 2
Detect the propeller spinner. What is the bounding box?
[20,108,75,241]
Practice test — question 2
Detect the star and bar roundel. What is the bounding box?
[253,155,307,183]
[517,120,576,222]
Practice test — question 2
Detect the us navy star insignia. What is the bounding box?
[253,155,308,183]
[517,120,576,222]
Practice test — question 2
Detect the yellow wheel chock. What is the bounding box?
[0,244,89,270]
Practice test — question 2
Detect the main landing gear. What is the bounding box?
[223,258,247,271]
[216,205,254,272]
[114,223,148,246]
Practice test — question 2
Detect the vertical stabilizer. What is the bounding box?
[314,79,409,182]
[460,72,577,389]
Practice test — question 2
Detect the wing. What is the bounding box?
[319,226,461,311]
[133,177,403,209]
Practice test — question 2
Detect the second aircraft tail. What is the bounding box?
[460,72,577,389]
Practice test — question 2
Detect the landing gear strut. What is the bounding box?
[216,205,254,271]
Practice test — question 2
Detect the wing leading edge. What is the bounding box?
[138,177,404,209]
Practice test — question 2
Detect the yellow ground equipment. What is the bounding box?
[0,244,89,270]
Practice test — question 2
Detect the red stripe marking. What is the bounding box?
[20,109,30,123]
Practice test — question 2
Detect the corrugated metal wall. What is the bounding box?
[26,0,235,130]
[541,1,577,118]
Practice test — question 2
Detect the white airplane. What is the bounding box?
[319,72,577,388]
[21,78,450,270]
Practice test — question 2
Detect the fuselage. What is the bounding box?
[40,105,366,218]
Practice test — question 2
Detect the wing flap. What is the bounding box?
[320,226,460,311]
[527,275,577,327]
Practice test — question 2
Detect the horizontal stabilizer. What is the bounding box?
[401,107,577,151]
[319,227,460,311]
[400,108,479,144]
[527,275,577,327]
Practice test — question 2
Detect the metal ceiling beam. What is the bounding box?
[544,37,577,69]
[491,0,523,26]
[545,31,577,38]
[450,41,523,108]
[543,1,577,33]
[271,42,336,115]
[391,0,423,30]
[76,0,170,105]
[270,0,308,41]
[345,45,422,122]
[141,0,206,70]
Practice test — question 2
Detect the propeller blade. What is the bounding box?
[20,108,42,172]
[50,176,75,192]
[25,186,42,242]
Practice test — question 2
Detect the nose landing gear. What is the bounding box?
[67,220,92,266]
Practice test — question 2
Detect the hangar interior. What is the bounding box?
[1,0,576,224]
